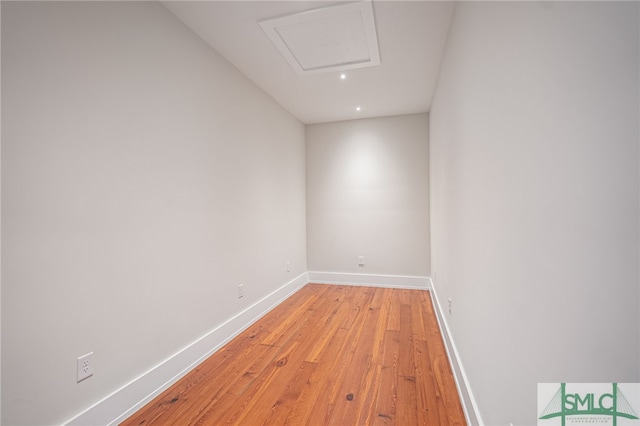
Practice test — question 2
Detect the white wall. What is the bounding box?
[306,114,430,277]
[0,3,3,422]
[430,2,639,425]
[1,2,306,425]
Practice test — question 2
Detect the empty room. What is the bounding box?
[1,1,638,425]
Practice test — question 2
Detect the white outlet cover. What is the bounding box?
[77,352,94,382]
[238,284,244,299]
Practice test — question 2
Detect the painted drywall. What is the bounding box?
[306,114,430,277]
[1,2,306,424]
[0,3,3,422]
[430,2,639,425]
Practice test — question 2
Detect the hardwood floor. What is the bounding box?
[121,284,466,425]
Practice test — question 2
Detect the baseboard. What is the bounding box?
[62,272,309,426]
[428,278,484,426]
[307,271,430,289]
[62,272,476,425]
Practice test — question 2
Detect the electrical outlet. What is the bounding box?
[77,352,94,382]
[238,283,244,299]
[286,262,291,273]
[448,298,452,315]
[358,256,365,267]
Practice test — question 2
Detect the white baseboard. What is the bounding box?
[308,271,430,289]
[63,272,309,426]
[63,272,478,426]
[428,277,484,426]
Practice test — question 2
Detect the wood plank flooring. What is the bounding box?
[121,284,466,425]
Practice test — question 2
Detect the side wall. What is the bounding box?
[430,2,639,425]
[1,2,307,425]
[306,114,430,278]
[0,2,3,421]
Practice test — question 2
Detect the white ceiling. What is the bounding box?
[162,1,455,124]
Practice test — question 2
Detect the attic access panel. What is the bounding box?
[259,1,380,75]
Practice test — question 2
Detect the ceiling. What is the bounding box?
[162,1,455,124]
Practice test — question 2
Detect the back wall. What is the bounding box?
[306,113,430,278]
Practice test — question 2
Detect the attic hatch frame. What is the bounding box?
[259,1,381,75]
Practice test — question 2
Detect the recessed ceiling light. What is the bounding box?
[356,106,361,111]
[340,73,346,80]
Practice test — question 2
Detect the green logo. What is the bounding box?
[539,383,639,426]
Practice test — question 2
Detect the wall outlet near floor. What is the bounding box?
[358,256,365,267]
[448,298,452,315]
[238,283,244,299]
[77,352,94,383]
[286,262,291,273]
